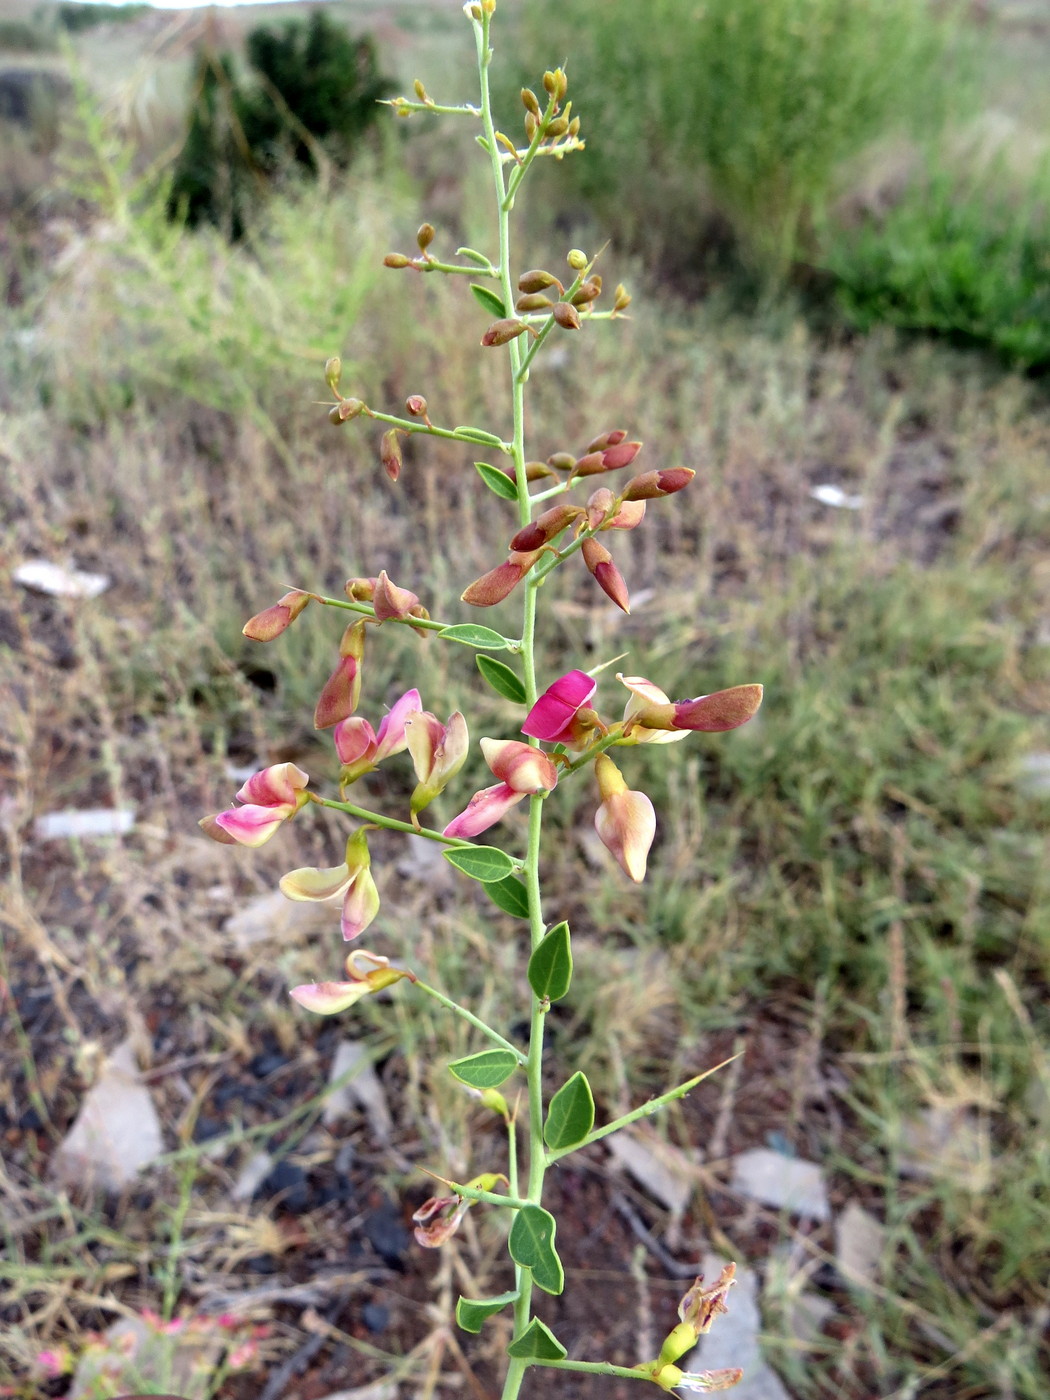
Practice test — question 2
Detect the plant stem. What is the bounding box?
[413,981,525,1061]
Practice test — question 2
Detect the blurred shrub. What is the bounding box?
[167,11,392,236]
[510,0,964,283]
[55,3,148,31]
[0,17,57,51]
[826,160,1050,368]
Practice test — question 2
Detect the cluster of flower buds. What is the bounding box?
[522,670,763,881]
[462,432,694,613]
[480,259,630,350]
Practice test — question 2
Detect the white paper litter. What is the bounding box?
[231,1150,275,1202]
[607,1128,699,1215]
[810,484,865,510]
[324,1040,392,1141]
[224,889,333,951]
[34,808,136,840]
[53,1039,164,1192]
[13,559,110,598]
[730,1148,831,1222]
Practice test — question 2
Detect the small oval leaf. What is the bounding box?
[453,425,505,447]
[444,845,516,883]
[476,654,528,704]
[471,282,508,318]
[485,874,530,919]
[449,1048,518,1089]
[527,921,573,1001]
[457,247,493,267]
[438,623,512,649]
[474,460,519,501]
[456,1290,520,1334]
[508,1204,564,1295]
[506,1317,567,1361]
[543,1070,595,1151]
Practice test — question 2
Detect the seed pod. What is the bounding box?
[567,248,588,271]
[416,222,435,251]
[384,253,412,269]
[552,301,581,330]
[481,318,529,347]
[380,429,403,482]
[518,268,561,294]
[405,394,428,417]
[521,87,540,116]
[547,451,576,472]
[614,283,632,312]
[515,292,553,312]
[621,467,695,501]
[509,503,581,552]
[582,538,630,613]
[324,356,342,392]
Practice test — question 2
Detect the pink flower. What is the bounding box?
[280,829,380,941]
[333,688,421,784]
[412,1194,470,1248]
[242,589,312,642]
[405,709,469,818]
[200,762,310,847]
[443,739,558,840]
[593,753,656,882]
[521,669,598,745]
[619,675,763,741]
[290,948,415,1015]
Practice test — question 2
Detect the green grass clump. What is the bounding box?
[826,160,1050,368]
[509,0,963,283]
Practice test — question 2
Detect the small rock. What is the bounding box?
[362,1302,390,1333]
[231,1150,274,1202]
[730,1148,831,1223]
[395,834,453,885]
[898,1107,990,1190]
[362,1199,409,1267]
[52,1039,163,1192]
[260,1158,309,1212]
[224,889,333,951]
[14,558,110,599]
[835,1202,885,1287]
[607,1129,699,1215]
[810,483,864,510]
[685,1253,790,1400]
[34,808,135,840]
[324,1040,392,1142]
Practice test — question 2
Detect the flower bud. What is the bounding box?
[566,248,587,270]
[544,68,568,101]
[586,428,627,453]
[243,589,312,642]
[524,110,538,141]
[601,439,642,470]
[593,754,656,883]
[405,394,428,417]
[582,537,630,612]
[380,428,403,482]
[324,356,341,392]
[545,115,569,139]
[414,78,428,100]
[461,549,542,606]
[518,268,561,294]
[571,278,602,306]
[331,396,364,424]
[416,222,435,251]
[568,116,581,137]
[509,503,581,552]
[345,576,376,601]
[525,460,556,481]
[384,253,413,268]
[521,87,540,116]
[614,283,632,312]
[585,487,615,529]
[622,467,695,501]
[481,318,529,347]
[372,570,420,622]
[515,292,553,312]
[546,451,576,472]
[572,450,605,477]
[552,301,581,330]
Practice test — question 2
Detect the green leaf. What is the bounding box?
[453,425,505,447]
[438,623,511,649]
[506,1318,567,1361]
[448,1048,518,1089]
[444,845,516,882]
[485,874,530,919]
[508,1205,564,1295]
[476,654,528,704]
[456,1291,519,1334]
[474,460,519,501]
[471,283,507,318]
[543,1071,595,1152]
[527,921,573,1001]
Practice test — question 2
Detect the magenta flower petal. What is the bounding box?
[373,688,422,762]
[333,717,377,766]
[214,803,291,847]
[442,782,527,839]
[235,762,310,808]
[480,738,558,793]
[521,670,596,741]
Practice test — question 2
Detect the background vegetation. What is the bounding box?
[1,1,1048,1398]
